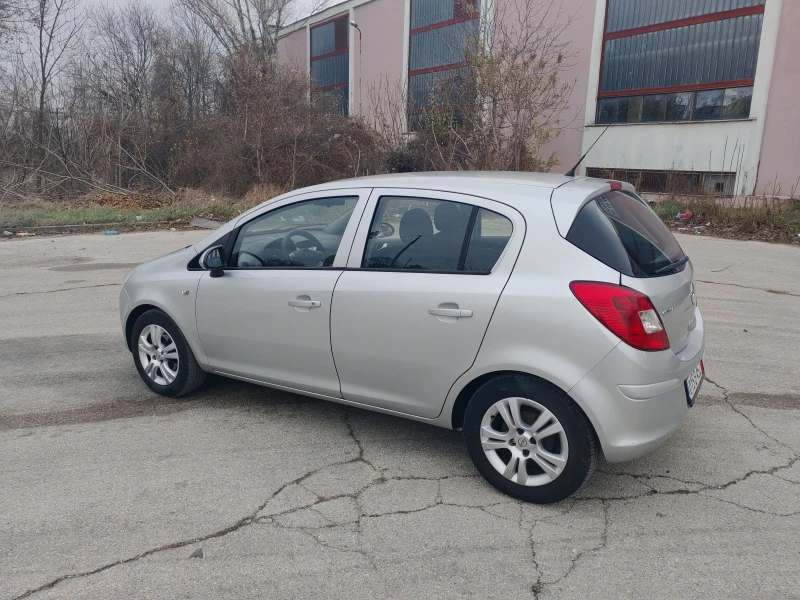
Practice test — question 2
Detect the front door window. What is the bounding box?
[232,196,358,268]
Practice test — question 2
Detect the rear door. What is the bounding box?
[330,188,524,418]
[567,190,697,350]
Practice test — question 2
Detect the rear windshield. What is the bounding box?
[566,191,685,277]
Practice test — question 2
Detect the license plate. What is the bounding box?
[685,360,704,407]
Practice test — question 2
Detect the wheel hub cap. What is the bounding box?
[138,324,179,386]
[480,397,569,487]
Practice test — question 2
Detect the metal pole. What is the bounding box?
[351,21,363,116]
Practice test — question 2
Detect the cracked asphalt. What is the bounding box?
[1,231,799,599]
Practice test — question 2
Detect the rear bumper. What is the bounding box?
[569,310,705,463]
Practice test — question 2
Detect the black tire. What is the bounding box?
[463,374,596,504]
[131,309,206,397]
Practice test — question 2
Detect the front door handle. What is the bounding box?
[428,308,473,318]
[289,299,321,308]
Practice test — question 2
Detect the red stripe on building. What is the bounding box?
[313,82,348,91]
[409,14,478,36]
[408,61,471,77]
[597,79,755,98]
[310,47,348,62]
[604,5,765,41]
[309,12,349,30]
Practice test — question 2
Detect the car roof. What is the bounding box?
[300,171,585,194]
[193,172,625,253]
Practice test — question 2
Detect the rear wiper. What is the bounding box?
[655,256,690,274]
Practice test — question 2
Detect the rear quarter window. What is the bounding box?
[566,191,684,277]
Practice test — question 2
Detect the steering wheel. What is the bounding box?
[380,222,396,237]
[281,229,327,259]
[237,250,266,267]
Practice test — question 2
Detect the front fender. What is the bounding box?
[123,247,209,367]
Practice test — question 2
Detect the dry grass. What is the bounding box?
[3,184,799,246]
[0,187,284,229]
[652,193,800,244]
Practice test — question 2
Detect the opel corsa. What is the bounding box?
[120,173,704,503]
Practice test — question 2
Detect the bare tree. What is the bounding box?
[169,3,219,125]
[0,0,24,43]
[90,0,160,111]
[174,0,330,58]
[22,0,84,189]
[372,0,577,172]
[0,0,584,203]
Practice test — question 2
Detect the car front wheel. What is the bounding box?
[131,309,206,397]
[463,374,596,504]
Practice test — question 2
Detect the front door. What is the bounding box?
[330,189,524,418]
[195,191,367,397]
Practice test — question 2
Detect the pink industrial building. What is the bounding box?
[278,0,799,196]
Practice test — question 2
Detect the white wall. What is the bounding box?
[578,0,784,195]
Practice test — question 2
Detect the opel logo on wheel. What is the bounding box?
[517,438,528,448]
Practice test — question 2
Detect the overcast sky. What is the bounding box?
[96,0,324,20]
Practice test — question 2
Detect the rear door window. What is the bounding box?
[567,191,684,277]
[463,209,513,272]
[362,196,512,273]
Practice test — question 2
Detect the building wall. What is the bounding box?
[756,0,800,196]
[351,0,407,119]
[276,26,307,70]
[578,0,784,196]
[278,0,796,193]
[537,0,596,173]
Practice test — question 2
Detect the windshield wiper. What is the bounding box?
[655,255,690,274]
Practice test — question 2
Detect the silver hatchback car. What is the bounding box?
[120,173,704,503]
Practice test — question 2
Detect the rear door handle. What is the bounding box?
[428,308,473,318]
[289,299,321,308]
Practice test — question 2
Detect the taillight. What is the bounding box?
[569,281,670,351]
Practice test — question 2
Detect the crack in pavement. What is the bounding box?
[13,389,800,599]
[0,283,119,299]
[705,376,798,454]
[541,499,611,589]
[775,473,800,484]
[590,456,800,509]
[11,435,364,600]
[698,490,800,517]
[527,510,542,599]
[695,279,800,298]
[571,375,800,521]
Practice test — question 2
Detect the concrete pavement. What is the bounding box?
[1,231,798,599]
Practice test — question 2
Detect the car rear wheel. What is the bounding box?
[463,374,596,503]
[131,309,206,397]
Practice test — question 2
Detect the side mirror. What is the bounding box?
[199,245,225,278]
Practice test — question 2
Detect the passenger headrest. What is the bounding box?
[399,208,433,242]
[434,202,467,233]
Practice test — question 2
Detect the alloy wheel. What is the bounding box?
[480,397,569,486]
[138,324,179,386]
